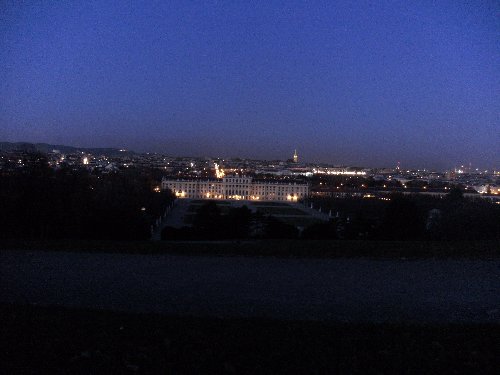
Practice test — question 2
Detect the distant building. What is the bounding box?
[473,184,500,195]
[293,149,298,163]
[161,175,309,201]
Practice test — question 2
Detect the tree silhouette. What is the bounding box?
[377,195,425,240]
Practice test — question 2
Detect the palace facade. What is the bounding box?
[161,175,309,201]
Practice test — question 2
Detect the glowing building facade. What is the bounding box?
[161,175,308,201]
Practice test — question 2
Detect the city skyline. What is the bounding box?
[2,140,497,173]
[1,1,499,170]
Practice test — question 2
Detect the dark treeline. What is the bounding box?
[0,153,174,240]
[309,190,500,241]
[163,191,500,241]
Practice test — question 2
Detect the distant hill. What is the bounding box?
[0,142,135,157]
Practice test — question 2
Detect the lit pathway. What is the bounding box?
[1,250,499,323]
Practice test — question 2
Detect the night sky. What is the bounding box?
[1,1,498,169]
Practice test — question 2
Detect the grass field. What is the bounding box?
[184,200,312,226]
[250,201,291,206]
[1,239,498,259]
[1,304,498,374]
[187,205,232,213]
[256,206,308,216]
[183,213,195,224]
[190,200,232,205]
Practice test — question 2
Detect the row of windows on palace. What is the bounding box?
[161,177,309,201]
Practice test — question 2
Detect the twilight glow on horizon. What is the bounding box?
[1,0,499,169]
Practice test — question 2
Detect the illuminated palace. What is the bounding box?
[161,175,309,202]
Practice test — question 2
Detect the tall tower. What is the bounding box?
[293,149,298,163]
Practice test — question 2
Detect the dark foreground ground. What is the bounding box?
[1,304,498,374]
[2,242,498,373]
[2,250,499,323]
[2,239,499,258]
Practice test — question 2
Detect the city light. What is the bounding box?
[312,168,366,176]
[214,163,225,179]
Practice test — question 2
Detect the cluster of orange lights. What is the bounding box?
[205,193,225,199]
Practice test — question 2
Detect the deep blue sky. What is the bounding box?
[1,1,498,169]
